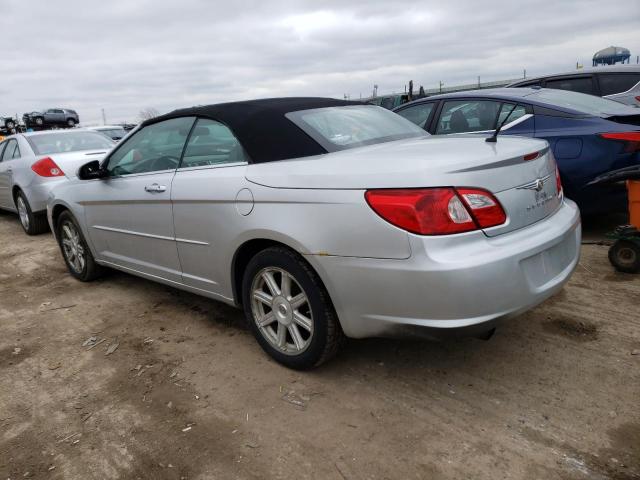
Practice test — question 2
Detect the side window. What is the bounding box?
[545,77,594,95]
[0,141,6,161]
[396,103,435,129]
[1,140,17,162]
[497,103,528,126]
[11,142,20,159]
[181,118,248,168]
[106,117,195,176]
[598,74,640,96]
[436,100,500,134]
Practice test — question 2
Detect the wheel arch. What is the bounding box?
[230,237,335,314]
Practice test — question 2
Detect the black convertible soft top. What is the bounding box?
[148,97,362,163]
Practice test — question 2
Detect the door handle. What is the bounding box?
[144,183,166,193]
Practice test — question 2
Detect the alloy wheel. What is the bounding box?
[16,196,30,230]
[251,267,314,355]
[61,221,86,274]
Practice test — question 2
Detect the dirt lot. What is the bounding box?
[0,210,639,480]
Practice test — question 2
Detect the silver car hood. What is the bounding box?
[245,135,553,193]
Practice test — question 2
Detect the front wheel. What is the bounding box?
[5,120,15,130]
[34,117,44,126]
[67,118,76,127]
[609,240,640,274]
[56,211,103,281]
[242,247,344,370]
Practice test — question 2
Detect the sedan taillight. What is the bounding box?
[31,157,65,177]
[599,132,640,153]
[555,166,563,199]
[365,187,506,235]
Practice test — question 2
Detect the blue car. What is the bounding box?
[393,88,640,215]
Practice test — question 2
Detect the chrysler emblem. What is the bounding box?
[517,175,550,192]
[533,179,544,192]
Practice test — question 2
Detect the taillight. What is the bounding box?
[365,187,506,236]
[523,151,540,161]
[31,157,65,177]
[599,132,640,153]
[555,166,563,199]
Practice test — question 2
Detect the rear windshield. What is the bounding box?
[531,88,637,115]
[97,128,126,140]
[27,131,114,155]
[286,105,427,152]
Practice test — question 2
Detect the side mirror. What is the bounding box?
[78,160,107,180]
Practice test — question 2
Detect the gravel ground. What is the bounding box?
[0,210,638,480]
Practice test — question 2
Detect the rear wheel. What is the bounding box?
[242,247,343,370]
[56,211,103,281]
[15,191,48,235]
[609,240,640,274]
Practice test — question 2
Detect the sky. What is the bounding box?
[1,0,638,125]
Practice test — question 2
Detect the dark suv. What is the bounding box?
[507,66,640,107]
[0,115,18,134]
[23,108,80,129]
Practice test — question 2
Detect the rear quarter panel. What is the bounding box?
[534,115,638,213]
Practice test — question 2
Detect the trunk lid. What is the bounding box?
[246,135,561,236]
[47,150,109,178]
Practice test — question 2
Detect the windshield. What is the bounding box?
[28,131,114,155]
[532,88,637,115]
[286,105,427,152]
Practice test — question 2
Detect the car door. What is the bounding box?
[81,116,196,282]
[434,99,502,134]
[0,139,19,209]
[0,140,12,208]
[395,102,437,131]
[171,118,250,297]
[433,99,534,136]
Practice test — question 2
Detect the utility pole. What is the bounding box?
[101,108,107,125]
[477,76,481,88]
[439,81,443,93]
[523,69,526,79]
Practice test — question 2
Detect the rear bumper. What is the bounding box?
[24,178,67,213]
[309,199,581,339]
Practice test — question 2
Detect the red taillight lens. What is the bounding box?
[456,188,507,228]
[365,187,506,235]
[31,157,65,177]
[523,151,540,161]
[599,132,640,153]
[555,166,563,198]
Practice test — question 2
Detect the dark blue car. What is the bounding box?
[393,88,640,215]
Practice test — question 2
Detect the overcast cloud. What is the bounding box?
[1,0,638,124]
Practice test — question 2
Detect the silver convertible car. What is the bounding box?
[47,98,581,369]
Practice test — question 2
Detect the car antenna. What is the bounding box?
[486,103,518,143]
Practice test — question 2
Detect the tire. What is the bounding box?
[608,240,640,274]
[242,246,344,370]
[15,191,49,235]
[56,211,103,281]
[5,120,15,130]
[34,117,44,126]
[66,118,76,128]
